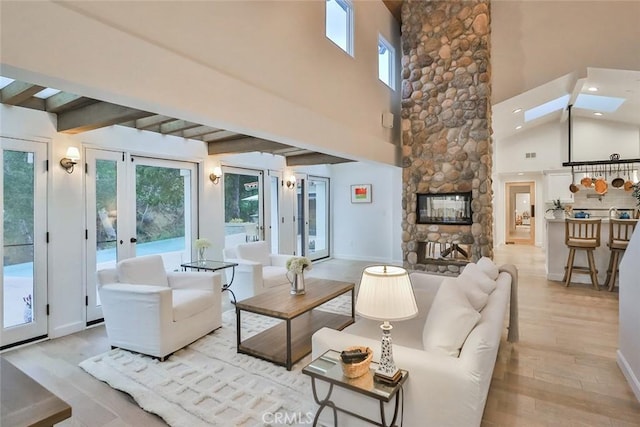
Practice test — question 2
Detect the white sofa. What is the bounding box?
[97,255,222,360]
[312,259,518,427]
[223,241,290,301]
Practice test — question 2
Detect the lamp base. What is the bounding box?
[374,370,403,386]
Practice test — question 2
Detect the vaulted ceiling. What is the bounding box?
[0,77,352,166]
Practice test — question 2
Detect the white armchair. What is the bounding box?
[223,241,290,302]
[97,255,222,360]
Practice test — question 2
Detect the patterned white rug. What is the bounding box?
[80,298,352,427]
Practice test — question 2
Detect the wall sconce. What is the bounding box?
[209,166,222,184]
[60,147,80,174]
[286,175,296,189]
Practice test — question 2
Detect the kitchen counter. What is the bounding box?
[545,218,614,287]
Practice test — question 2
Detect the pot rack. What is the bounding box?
[561,104,639,179]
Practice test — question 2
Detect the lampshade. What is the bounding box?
[65,146,80,161]
[355,265,418,321]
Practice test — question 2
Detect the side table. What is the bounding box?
[180,260,239,304]
[302,349,408,426]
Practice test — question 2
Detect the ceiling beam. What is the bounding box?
[202,130,240,142]
[45,93,85,113]
[1,81,45,105]
[57,101,154,134]
[135,114,174,130]
[207,137,290,155]
[182,125,219,139]
[160,119,200,134]
[286,152,353,166]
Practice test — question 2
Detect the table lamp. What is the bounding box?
[355,265,418,384]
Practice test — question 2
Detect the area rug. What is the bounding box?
[79,298,352,426]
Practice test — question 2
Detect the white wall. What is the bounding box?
[492,1,640,103]
[330,161,402,263]
[618,226,640,403]
[0,0,400,166]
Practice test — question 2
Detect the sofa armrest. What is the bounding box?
[269,254,290,267]
[312,327,484,427]
[167,271,222,292]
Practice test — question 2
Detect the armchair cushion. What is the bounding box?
[172,289,217,322]
[117,255,168,287]
[477,257,500,280]
[263,266,290,288]
[235,241,271,266]
[454,276,490,311]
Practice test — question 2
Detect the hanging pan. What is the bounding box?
[612,164,624,188]
[624,165,635,192]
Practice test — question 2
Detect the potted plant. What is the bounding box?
[546,199,565,219]
[633,184,640,218]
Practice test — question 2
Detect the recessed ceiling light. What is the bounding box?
[515,125,523,130]
[512,108,522,114]
[593,112,603,116]
[517,172,524,176]
[587,86,598,92]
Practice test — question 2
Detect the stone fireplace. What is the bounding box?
[401,0,493,274]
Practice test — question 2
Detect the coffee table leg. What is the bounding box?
[286,319,292,370]
[236,308,241,351]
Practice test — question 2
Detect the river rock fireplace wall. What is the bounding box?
[401,0,493,275]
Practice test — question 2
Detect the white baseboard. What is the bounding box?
[617,349,640,403]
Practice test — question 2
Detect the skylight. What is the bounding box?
[0,76,15,89]
[524,94,570,122]
[33,88,61,99]
[574,93,625,112]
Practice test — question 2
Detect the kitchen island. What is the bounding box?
[546,218,615,288]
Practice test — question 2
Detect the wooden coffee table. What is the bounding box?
[235,278,355,370]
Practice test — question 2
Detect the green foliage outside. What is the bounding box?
[224,173,258,223]
[94,162,186,249]
[3,150,35,265]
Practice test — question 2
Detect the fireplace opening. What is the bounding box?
[416,192,472,225]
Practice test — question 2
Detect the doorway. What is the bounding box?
[85,149,197,324]
[1,137,48,349]
[505,182,535,245]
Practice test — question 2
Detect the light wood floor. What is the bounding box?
[2,246,639,426]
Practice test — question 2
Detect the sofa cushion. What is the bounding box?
[460,263,497,294]
[452,276,489,311]
[263,266,289,288]
[236,241,271,266]
[172,289,216,322]
[477,257,500,280]
[422,280,481,357]
[117,255,168,287]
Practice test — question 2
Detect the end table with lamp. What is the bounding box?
[303,265,417,425]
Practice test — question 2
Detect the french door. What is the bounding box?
[295,175,330,260]
[223,167,265,248]
[1,137,48,348]
[85,150,197,324]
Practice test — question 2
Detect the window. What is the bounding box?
[378,35,395,89]
[326,0,353,56]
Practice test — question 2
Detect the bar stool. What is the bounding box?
[563,219,601,290]
[605,219,638,291]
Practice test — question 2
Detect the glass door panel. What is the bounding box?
[296,177,306,256]
[269,173,281,254]
[223,168,264,249]
[1,138,47,348]
[308,176,330,260]
[132,156,196,271]
[86,149,126,324]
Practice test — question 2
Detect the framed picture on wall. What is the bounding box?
[351,184,372,203]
